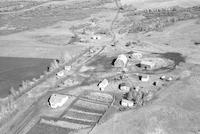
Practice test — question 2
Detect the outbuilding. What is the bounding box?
[139,75,150,82]
[160,75,173,81]
[56,70,65,78]
[48,94,69,109]
[64,66,71,71]
[114,54,128,68]
[140,60,156,70]
[121,99,134,108]
[131,52,143,60]
[119,83,130,93]
[98,79,109,91]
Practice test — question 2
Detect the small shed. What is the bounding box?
[121,99,134,108]
[56,70,65,78]
[119,83,130,93]
[139,75,150,82]
[160,75,173,81]
[131,52,143,60]
[64,66,71,71]
[140,60,155,70]
[98,79,109,91]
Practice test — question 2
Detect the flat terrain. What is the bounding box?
[1,0,200,134]
[27,123,72,134]
[0,57,51,98]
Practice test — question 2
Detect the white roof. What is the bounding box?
[114,54,128,67]
[121,99,134,107]
[49,94,69,109]
[56,71,65,77]
[98,79,109,90]
[64,66,71,71]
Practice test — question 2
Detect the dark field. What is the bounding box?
[160,52,186,65]
[27,123,72,134]
[0,57,52,98]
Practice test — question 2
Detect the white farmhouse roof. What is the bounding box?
[49,94,69,109]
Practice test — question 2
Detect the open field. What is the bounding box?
[0,57,51,98]
[27,123,72,134]
[121,0,200,9]
[1,0,200,134]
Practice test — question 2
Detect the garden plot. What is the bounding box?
[83,92,113,104]
[40,118,91,130]
[39,91,113,131]
[63,110,101,122]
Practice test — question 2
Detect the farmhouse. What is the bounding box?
[48,94,69,109]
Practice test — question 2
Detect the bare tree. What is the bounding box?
[9,87,16,97]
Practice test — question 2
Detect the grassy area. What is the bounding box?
[27,123,73,134]
[0,57,52,98]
